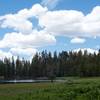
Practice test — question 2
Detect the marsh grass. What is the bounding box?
[0,77,100,100]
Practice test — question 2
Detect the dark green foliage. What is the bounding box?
[0,49,100,79]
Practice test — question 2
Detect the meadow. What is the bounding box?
[0,77,100,100]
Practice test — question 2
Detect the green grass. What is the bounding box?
[0,77,100,100]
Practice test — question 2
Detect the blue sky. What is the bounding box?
[0,0,100,14]
[0,0,100,59]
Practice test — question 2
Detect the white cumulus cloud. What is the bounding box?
[0,31,56,48]
[0,4,47,33]
[0,50,12,60]
[73,48,98,54]
[39,10,85,37]
[0,48,37,60]
[38,6,100,37]
[10,48,37,60]
[70,37,86,44]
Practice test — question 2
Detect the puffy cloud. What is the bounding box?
[0,14,33,33]
[38,6,100,37]
[39,10,85,37]
[0,4,47,33]
[10,48,37,60]
[82,6,100,37]
[17,4,47,19]
[0,31,56,48]
[70,37,86,44]
[0,50,12,60]
[30,4,48,18]
[0,48,37,60]
[73,48,98,54]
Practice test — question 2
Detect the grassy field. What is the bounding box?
[0,77,100,100]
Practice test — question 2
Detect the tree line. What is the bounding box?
[0,50,100,80]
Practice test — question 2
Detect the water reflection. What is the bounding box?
[0,79,51,83]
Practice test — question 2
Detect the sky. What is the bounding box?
[0,0,100,60]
